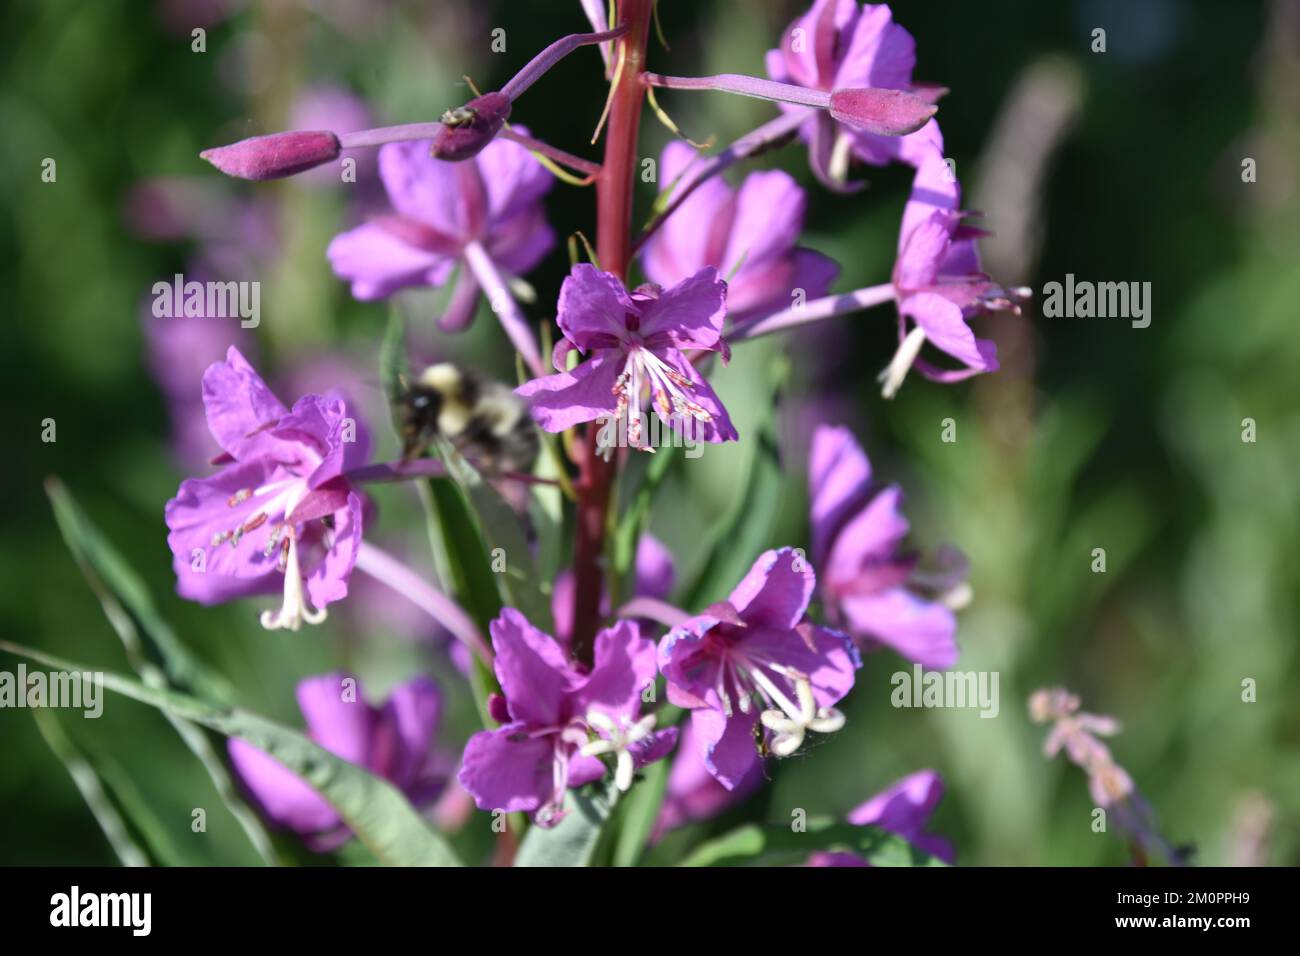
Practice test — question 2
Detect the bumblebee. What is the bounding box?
[397,363,539,476]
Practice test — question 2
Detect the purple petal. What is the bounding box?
[658,614,725,710]
[573,619,657,717]
[297,672,374,766]
[372,677,442,792]
[556,263,637,351]
[641,142,735,290]
[303,490,363,610]
[824,484,910,590]
[457,724,555,814]
[745,622,860,710]
[832,3,916,91]
[476,128,555,227]
[729,547,815,630]
[901,291,991,371]
[377,140,466,233]
[327,221,457,300]
[489,608,578,726]
[229,738,342,836]
[809,425,874,568]
[654,718,763,837]
[693,707,761,791]
[638,268,728,352]
[894,212,952,292]
[201,346,289,461]
[840,588,959,668]
[847,769,954,863]
[631,726,680,769]
[514,352,621,433]
[634,533,676,601]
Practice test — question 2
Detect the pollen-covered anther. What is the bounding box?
[228,488,253,507]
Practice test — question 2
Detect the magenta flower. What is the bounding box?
[808,769,954,865]
[641,142,839,322]
[766,0,944,189]
[164,347,369,630]
[326,132,554,331]
[458,609,676,826]
[881,151,1025,397]
[229,672,445,851]
[658,548,859,789]
[516,263,737,450]
[810,425,964,668]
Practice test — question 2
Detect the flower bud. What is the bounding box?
[429,92,511,162]
[200,130,341,180]
[828,88,937,137]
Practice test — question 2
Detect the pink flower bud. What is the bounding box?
[429,92,511,162]
[828,88,938,137]
[200,130,341,180]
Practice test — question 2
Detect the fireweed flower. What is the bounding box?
[807,769,954,865]
[658,548,859,789]
[882,150,1027,397]
[458,609,676,826]
[810,425,967,668]
[766,0,944,189]
[229,672,446,851]
[515,263,738,451]
[641,142,839,323]
[1028,688,1132,807]
[326,132,554,335]
[164,347,368,630]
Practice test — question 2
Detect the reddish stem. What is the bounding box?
[570,0,654,665]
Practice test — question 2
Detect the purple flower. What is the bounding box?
[881,151,1024,396]
[658,548,859,789]
[808,769,954,865]
[641,142,839,322]
[809,425,965,668]
[458,609,676,826]
[327,132,553,331]
[766,0,944,189]
[515,264,737,449]
[229,672,445,851]
[164,347,369,630]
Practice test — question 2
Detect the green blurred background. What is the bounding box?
[1,0,1297,866]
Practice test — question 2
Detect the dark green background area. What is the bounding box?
[1,0,1295,866]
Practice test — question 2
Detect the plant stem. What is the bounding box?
[571,0,655,666]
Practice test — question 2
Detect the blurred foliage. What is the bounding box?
[1,0,1296,867]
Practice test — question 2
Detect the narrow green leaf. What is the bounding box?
[0,641,464,867]
[45,478,277,864]
[31,709,150,867]
[45,477,233,703]
[514,781,619,867]
[434,437,551,631]
[678,820,947,867]
[611,754,669,867]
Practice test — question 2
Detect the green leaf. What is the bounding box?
[514,781,619,867]
[45,478,277,865]
[45,477,233,704]
[610,752,670,867]
[31,709,150,867]
[434,437,551,632]
[678,820,948,867]
[0,641,464,867]
[680,422,784,609]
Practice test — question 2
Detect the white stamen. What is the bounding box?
[259,530,327,631]
[579,709,656,793]
[878,325,928,399]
